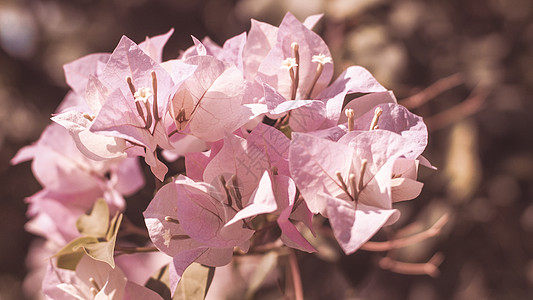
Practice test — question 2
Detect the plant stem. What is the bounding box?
[289,249,303,300]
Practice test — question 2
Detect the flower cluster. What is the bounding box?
[14,12,431,299]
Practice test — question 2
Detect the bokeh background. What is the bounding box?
[1,0,533,299]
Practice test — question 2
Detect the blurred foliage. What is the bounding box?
[1,0,533,299]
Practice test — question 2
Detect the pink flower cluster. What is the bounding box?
[13,13,431,298]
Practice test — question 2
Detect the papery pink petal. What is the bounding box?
[278,209,316,252]
[175,176,254,248]
[42,260,83,299]
[99,35,174,120]
[338,91,397,123]
[302,14,323,30]
[243,19,278,80]
[139,28,174,63]
[225,171,277,226]
[391,177,424,202]
[112,157,145,196]
[94,266,127,300]
[85,74,109,115]
[171,55,248,142]
[145,148,168,181]
[25,191,84,244]
[144,182,205,257]
[90,89,158,149]
[418,154,437,169]
[289,132,354,214]
[203,134,269,202]
[195,247,234,267]
[185,150,213,182]
[11,144,36,165]
[52,110,128,161]
[274,175,316,252]
[20,123,104,193]
[289,100,328,132]
[124,281,164,300]
[63,53,110,94]
[163,134,208,162]
[263,82,317,118]
[325,195,400,254]
[338,130,420,209]
[161,59,198,86]
[349,103,428,159]
[318,66,387,100]
[192,35,207,56]
[392,158,419,180]
[213,32,247,71]
[389,158,424,202]
[55,91,88,114]
[288,197,315,236]
[246,123,291,175]
[305,125,347,142]
[258,12,333,100]
[319,66,388,126]
[116,249,171,287]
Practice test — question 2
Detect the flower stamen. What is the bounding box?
[358,159,368,193]
[345,109,355,131]
[164,216,180,224]
[151,71,159,122]
[305,54,332,99]
[369,107,383,130]
[291,42,300,100]
[89,277,100,295]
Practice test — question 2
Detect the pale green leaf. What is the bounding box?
[173,263,215,300]
[53,236,99,270]
[84,213,123,268]
[145,264,171,300]
[76,198,109,237]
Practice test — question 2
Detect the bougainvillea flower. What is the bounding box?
[202,122,291,203]
[290,130,421,253]
[43,255,162,300]
[11,123,144,210]
[52,76,129,161]
[87,35,196,180]
[139,28,174,63]
[169,54,262,142]
[144,176,254,294]
[243,13,390,134]
[225,171,315,252]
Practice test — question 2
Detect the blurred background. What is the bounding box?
[1,0,532,299]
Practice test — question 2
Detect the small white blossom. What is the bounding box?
[312,54,333,65]
[134,87,152,103]
[281,57,298,71]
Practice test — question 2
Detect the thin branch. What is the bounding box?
[378,252,445,278]
[399,73,464,109]
[115,245,159,254]
[425,86,488,132]
[289,249,304,300]
[361,214,449,252]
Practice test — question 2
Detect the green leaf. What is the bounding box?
[84,213,123,268]
[145,263,216,300]
[56,251,85,271]
[280,125,292,139]
[53,236,99,270]
[173,263,215,300]
[76,198,109,237]
[245,251,278,300]
[145,264,171,300]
